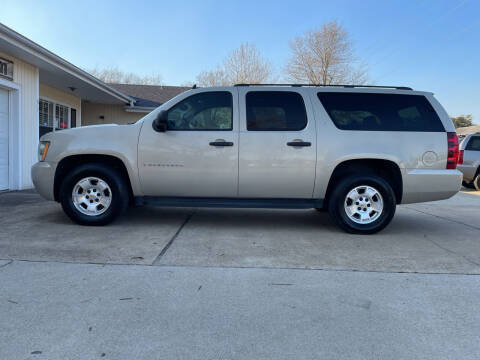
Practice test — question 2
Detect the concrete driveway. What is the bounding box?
[1,190,480,359]
[0,190,479,273]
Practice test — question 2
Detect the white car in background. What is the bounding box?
[458,133,480,190]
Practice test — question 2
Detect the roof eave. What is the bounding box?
[0,23,133,104]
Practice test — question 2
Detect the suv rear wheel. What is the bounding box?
[59,163,129,225]
[327,174,396,234]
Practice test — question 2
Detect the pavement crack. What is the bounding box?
[404,206,480,232]
[422,235,480,267]
[152,211,195,265]
[0,260,13,269]
[3,258,480,276]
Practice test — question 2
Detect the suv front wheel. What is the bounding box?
[59,163,129,226]
[327,174,396,234]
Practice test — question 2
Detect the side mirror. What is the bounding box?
[152,110,168,132]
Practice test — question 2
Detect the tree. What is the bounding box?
[196,67,229,87]
[285,20,368,85]
[451,114,473,128]
[87,66,163,85]
[196,42,273,86]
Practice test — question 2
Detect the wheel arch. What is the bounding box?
[324,158,403,207]
[54,154,134,202]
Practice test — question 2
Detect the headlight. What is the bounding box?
[38,141,50,161]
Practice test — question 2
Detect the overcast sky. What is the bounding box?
[1,0,479,121]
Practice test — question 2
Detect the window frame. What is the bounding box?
[165,91,234,131]
[317,92,445,132]
[39,97,71,133]
[0,57,14,81]
[245,91,308,132]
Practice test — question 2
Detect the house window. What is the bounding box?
[39,99,71,138]
[0,57,14,81]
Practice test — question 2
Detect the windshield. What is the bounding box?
[133,90,193,124]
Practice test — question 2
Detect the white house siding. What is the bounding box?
[39,83,82,126]
[0,51,39,189]
[82,103,143,126]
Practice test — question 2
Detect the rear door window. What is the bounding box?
[466,136,480,151]
[246,91,307,131]
[317,92,445,132]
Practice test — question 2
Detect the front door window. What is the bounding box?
[55,103,69,130]
[166,91,232,130]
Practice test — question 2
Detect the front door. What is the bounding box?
[0,88,9,190]
[237,88,317,198]
[138,89,239,197]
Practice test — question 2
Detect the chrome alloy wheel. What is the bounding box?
[344,185,384,224]
[72,177,112,216]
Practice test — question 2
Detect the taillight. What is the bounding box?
[446,132,459,169]
[458,150,464,165]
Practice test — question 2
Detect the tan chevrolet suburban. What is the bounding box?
[32,85,462,234]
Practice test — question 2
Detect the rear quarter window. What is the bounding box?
[317,92,445,132]
[466,136,480,151]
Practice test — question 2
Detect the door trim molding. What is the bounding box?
[0,77,21,190]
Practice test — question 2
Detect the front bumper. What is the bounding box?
[31,161,56,201]
[401,169,462,204]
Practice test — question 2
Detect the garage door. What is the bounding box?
[0,88,8,190]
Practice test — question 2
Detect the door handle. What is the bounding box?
[209,140,234,147]
[287,140,311,147]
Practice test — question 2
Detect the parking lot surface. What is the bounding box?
[1,190,479,274]
[1,189,479,359]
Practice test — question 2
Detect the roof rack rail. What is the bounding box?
[234,84,413,90]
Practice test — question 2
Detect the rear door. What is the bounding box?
[138,89,239,197]
[237,87,317,198]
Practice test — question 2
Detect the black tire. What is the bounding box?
[462,181,475,189]
[327,174,396,234]
[474,174,480,191]
[59,163,129,226]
